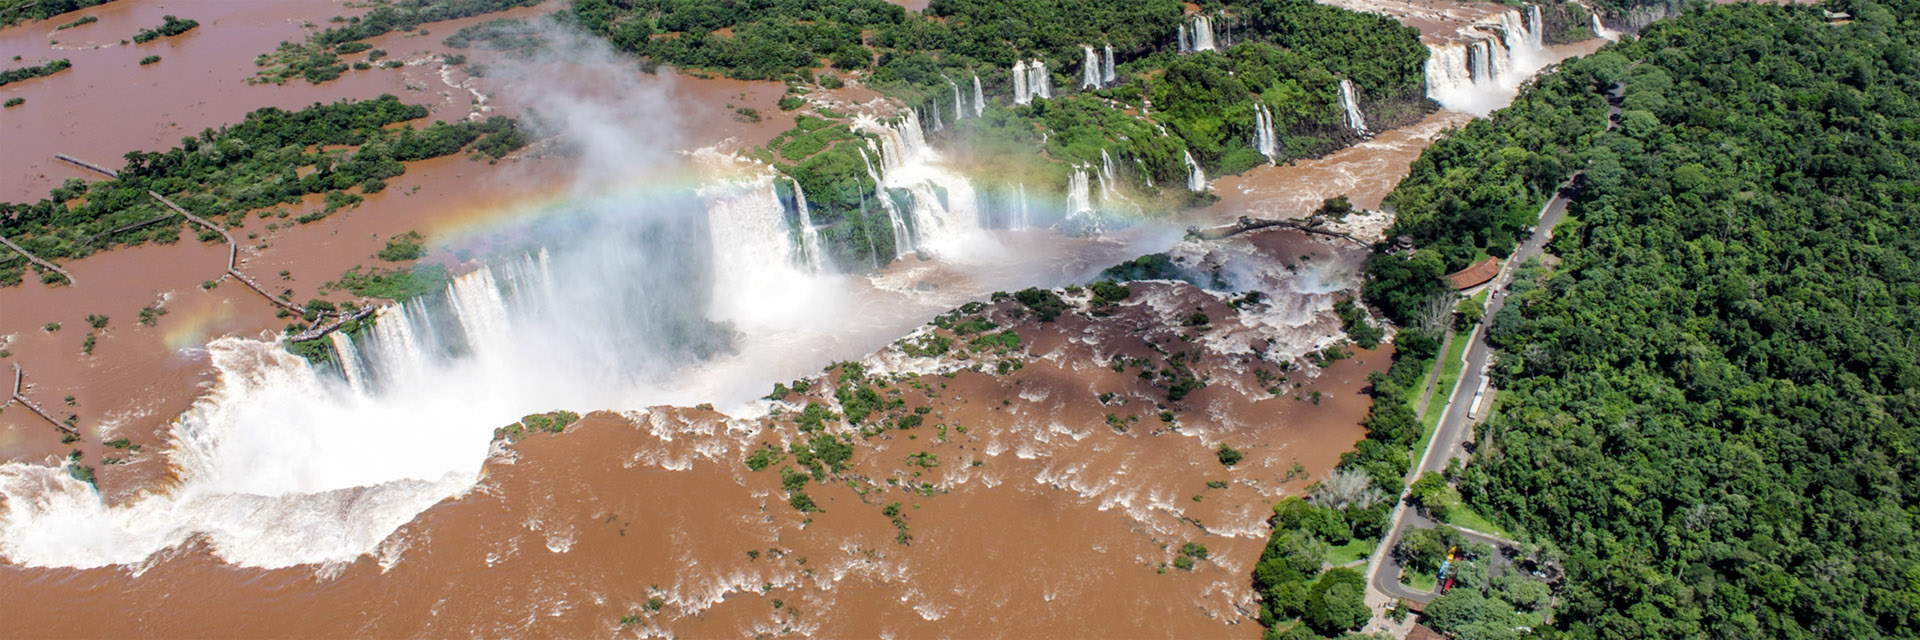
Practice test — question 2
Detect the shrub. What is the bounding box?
[1216,444,1244,467]
[377,231,425,261]
[139,55,161,66]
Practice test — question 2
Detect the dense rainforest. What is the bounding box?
[1361,1,1920,637]
[0,96,527,286]
[567,0,1429,271]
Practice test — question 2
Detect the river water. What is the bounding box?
[0,0,1612,634]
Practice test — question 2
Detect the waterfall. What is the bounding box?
[366,298,434,382]
[1103,44,1116,84]
[1067,167,1092,214]
[860,146,914,257]
[1135,158,1154,188]
[1591,13,1618,40]
[1192,15,1216,52]
[1422,6,1550,115]
[1178,23,1190,53]
[1182,150,1206,192]
[704,174,805,302]
[447,266,512,350]
[972,74,985,116]
[1016,182,1030,229]
[1338,79,1368,133]
[947,76,964,120]
[1028,60,1051,101]
[1252,102,1279,161]
[1013,60,1030,105]
[328,331,367,392]
[855,112,984,255]
[1081,45,1101,90]
[791,180,827,273]
[1528,5,1545,48]
[1100,150,1117,191]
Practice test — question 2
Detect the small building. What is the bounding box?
[1445,256,1501,290]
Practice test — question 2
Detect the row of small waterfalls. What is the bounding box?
[333,0,1579,420]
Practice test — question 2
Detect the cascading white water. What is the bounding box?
[1527,5,1545,48]
[948,76,964,120]
[1338,79,1368,133]
[972,74,985,116]
[1422,5,1549,116]
[1027,60,1052,101]
[1016,182,1030,229]
[706,173,815,319]
[329,331,367,392]
[1081,45,1101,90]
[1067,167,1092,214]
[860,145,915,257]
[1252,102,1279,161]
[1103,44,1116,85]
[791,179,828,273]
[1013,60,1031,105]
[1183,150,1207,192]
[1098,150,1121,205]
[1191,15,1217,52]
[856,111,986,257]
[1591,13,1618,40]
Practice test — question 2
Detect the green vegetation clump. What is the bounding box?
[443,17,543,56]
[330,263,450,300]
[0,58,71,86]
[252,0,541,84]
[3,97,20,107]
[1215,443,1243,468]
[1331,296,1381,349]
[377,230,426,261]
[1358,2,1920,637]
[131,15,197,43]
[54,15,97,30]
[1012,288,1066,322]
[0,95,529,286]
[138,55,161,66]
[744,445,784,471]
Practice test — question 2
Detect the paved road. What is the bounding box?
[1360,83,1622,623]
[1362,177,1576,604]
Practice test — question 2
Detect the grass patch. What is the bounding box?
[1401,568,1438,592]
[1419,327,1475,431]
[1327,538,1375,567]
[1444,505,1510,538]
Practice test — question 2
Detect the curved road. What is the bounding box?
[1362,177,1577,604]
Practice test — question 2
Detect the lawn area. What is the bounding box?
[1444,506,1511,538]
[1401,568,1438,592]
[1414,326,1475,455]
[1327,538,1376,567]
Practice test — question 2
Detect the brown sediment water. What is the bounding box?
[0,228,1387,636]
[1203,109,1476,225]
[0,0,790,488]
[0,0,1614,631]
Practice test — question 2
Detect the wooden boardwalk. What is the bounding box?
[148,190,311,316]
[0,234,75,284]
[56,153,120,180]
[7,365,76,435]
